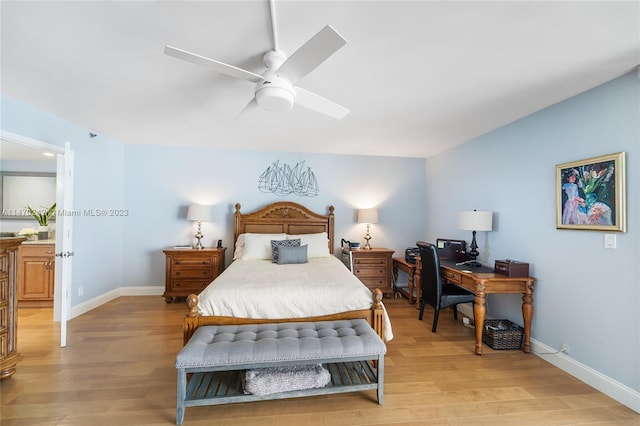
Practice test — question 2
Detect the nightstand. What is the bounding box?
[342,248,394,296]
[162,248,226,303]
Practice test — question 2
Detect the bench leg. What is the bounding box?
[176,368,186,425]
[376,355,384,405]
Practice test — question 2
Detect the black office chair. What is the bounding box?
[417,241,475,332]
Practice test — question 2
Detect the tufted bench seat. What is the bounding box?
[175,319,386,424]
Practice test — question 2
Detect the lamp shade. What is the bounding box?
[187,203,211,222]
[458,210,493,231]
[357,208,379,224]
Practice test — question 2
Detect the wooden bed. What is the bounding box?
[183,201,386,344]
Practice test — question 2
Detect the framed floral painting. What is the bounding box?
[556,152,626,232]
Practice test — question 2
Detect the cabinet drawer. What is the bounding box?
[171,280,210,290]
[358,277,388,289]
[0,305,6,334]
[0,277,6,303]
[0,253,7,275]
[0,331,7,358]
[20,245,56,257]
[352,257,387,266]
[170,257,214,267]
[353,265,388,277]
[171,267,212,280]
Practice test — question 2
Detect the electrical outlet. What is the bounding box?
[78,286,84,297]
[560,343,569,354]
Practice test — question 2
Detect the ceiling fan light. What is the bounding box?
[255,86,295,112]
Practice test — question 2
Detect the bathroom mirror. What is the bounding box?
[1,172,56,219]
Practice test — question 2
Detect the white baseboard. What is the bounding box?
[531,339,640,414]
[69,286,164,320]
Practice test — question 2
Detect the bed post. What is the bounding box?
[183,294,200,345]
[372,289,385,340]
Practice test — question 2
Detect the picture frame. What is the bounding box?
[556,152,626,232]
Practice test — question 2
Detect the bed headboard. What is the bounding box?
[234,202,335,254]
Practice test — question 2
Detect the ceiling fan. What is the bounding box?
[164,0,349,119]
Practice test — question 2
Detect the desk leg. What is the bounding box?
[473,294,486,355]
[522,284,534,353]
[407,268,415,304]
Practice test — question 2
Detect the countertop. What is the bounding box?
[22,239,55,245]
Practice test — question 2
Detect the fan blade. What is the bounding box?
[295,87,349,119]
[235,97,259,120]
[276,25,346,85]
[164,45,262,83]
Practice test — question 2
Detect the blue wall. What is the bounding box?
[121,144,426,287]
[425,70,639,393]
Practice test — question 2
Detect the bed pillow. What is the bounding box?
[287,232,330,258]
[239,233,287,260]
[233,234,246,260]
[276,245,308,264]
[271,238,301,263]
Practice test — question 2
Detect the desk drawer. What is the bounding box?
[442,268,461,284]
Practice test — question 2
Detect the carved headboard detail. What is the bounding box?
[233,202,335,254]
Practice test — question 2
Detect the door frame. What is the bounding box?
[0,130,73,346]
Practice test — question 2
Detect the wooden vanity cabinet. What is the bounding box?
[17,244,55,306]
[1,237,25,380]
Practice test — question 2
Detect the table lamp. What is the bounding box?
[458,210,493,267]
[187,203,211,249]
[357,208,379,250]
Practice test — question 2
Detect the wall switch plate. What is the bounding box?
[604,234,617,249]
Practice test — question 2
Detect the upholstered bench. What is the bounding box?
[175,319,386,425]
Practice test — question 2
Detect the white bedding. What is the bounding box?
[197,256,393,341]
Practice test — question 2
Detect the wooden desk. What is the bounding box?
[392,257,417,303]
[415,259,536,355]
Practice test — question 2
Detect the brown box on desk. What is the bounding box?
[494,260,529,277]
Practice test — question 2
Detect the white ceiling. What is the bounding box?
[1,1,638,159]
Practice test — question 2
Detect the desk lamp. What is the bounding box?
[458,210,493,267]
[187,203,211,249]
[357,208,379,250]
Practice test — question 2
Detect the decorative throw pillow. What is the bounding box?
[271,239,301,263]
[276,245,308,265]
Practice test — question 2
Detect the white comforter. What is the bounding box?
[197,256,393,341]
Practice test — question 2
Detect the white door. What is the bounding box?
[54,142,74,347]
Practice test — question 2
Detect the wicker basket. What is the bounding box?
[482,319,524,350]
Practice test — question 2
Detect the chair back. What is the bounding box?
[416,241,442,309]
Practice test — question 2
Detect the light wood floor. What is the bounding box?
[1,296,638,425]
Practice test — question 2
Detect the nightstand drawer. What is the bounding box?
[358,277,388,289]
[171,280,210,290]
[352,257,387,266]
[353,265,388,277]
[170,258,214,266]
[171,267,212,280]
